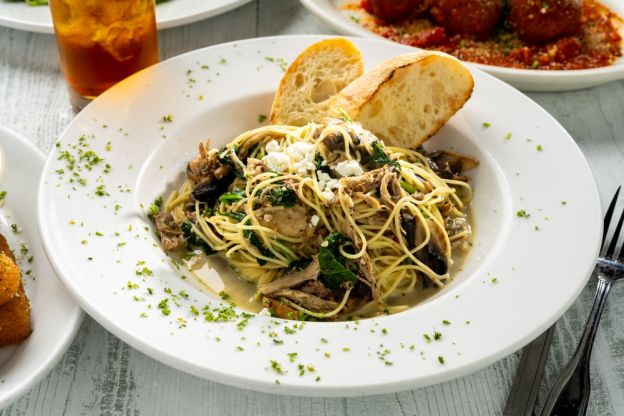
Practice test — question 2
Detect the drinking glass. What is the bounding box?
[49,0,159,111]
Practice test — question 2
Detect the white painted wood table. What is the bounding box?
[1,1,623,414]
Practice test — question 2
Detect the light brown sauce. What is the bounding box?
[189,223,473,319]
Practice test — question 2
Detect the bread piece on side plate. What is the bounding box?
[333,51,474,149]
[270,38,364,126]
[0,233,31,346]
[0,281,31,346]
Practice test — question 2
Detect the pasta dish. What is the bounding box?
[152,120,476,321]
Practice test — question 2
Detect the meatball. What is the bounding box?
[363,0,430,23]
[508,0,582,44]
[430,0,503,40]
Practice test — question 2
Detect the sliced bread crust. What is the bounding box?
[270,38,364,126]
[334,51,474,149]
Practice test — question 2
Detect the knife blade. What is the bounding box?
[503,326,555,416]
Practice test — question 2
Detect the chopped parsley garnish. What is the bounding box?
[258,114,267,123]
[516,210,531,218]
[269,360,285,374]
[94,185,109,197]
[536,145,543,151]
[482,122,491,128]
[0,191,6,202]
[157,298,171,316]
[148,196,163,216]
[162,114,173,123]
[442,320,451,325]
[438,356,445,364]
[505,132,512,141]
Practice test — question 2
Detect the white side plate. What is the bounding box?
[0,0,252,33]
[0,125,82,409]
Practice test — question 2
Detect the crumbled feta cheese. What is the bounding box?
[310,214,320,227]
[262,140,316,174]
[321,191,335,202]
[350,122,378,144]
[335,160,364,177]
[265,140,280,153]
[263,151,291,172]
[287,141,316,174]
[316,170,339,201]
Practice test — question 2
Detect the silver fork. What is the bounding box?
[540,186,624,416]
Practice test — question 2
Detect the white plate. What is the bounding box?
[300,0,624,91]
[0,0,252,33]
[0,126,82,408]
[38,35,601,397]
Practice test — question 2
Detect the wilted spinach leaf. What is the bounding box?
[218,189,245,204]
[181,222,214,255]
[269,187,297,207]
[371,141,400,169]
[318,232,358,289]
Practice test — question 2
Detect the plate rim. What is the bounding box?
[0,124,83,409]
[36,34,602,397]
[0,0,254,34]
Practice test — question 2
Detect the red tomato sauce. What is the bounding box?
[348,0,622,70]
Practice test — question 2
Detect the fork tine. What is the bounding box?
[606,194,624,258]
[602,186,621,250]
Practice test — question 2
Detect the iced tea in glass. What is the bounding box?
[50,0,159,111]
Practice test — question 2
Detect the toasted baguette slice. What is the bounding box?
[270,38,364,126]
[334,51,474,149]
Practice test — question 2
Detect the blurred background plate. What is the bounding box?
[300,0,624,91]
[0,125,82,408]
[0,0,253,34]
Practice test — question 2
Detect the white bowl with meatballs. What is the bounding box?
[301,0,624,91]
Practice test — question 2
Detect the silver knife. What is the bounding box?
[503,326,555,416]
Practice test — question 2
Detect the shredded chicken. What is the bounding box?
[357,253,379,299]
[187,143,225,184]
[300,279,332,298]
[246,158,268,176]
[259,258,320,295]
[274,289,339,312]
[379,170,404,209]
[154,212,185,252]
[340,167,385,194]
